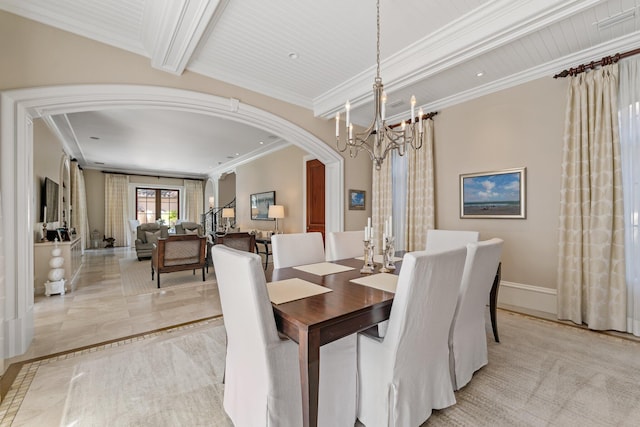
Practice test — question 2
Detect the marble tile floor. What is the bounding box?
[6,247,223,366]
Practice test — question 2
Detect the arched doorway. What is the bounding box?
[0,84,344,361]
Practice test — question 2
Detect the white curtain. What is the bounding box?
[104,174,129,248]
[372,157,392,253]
[70,161,90,250]
[619,57,640,336]
[556,64,627,331]
[184,179,204,223]
[404,119,435,251]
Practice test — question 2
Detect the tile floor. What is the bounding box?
[6,247,223,366]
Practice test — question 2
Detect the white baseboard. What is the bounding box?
[497,280,557,316]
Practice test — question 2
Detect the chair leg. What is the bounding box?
[157,272,160,289]
[202,267,205,281]
[490,263,501,343]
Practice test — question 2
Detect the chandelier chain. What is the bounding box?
[376,0,381,79]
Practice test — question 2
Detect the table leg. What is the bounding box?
[490,262,501,343]
[298,328,320,427]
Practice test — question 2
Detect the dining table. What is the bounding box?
[265,254,502,427]
[266,256,401,427]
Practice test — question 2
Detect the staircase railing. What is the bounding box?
[201,198,236,237]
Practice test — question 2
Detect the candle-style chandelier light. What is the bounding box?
[335,0,425,170]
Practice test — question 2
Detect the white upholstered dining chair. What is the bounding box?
[325,230,364,261]
[449,238,503,390]
[271,232,325,268]
[211,245,357,427]
[357,247,467,427]
[425,229,479,251]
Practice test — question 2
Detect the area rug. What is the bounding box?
[119,257,216,296]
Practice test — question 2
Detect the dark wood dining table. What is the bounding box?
[265,255,502,427]
[266,257,400,427]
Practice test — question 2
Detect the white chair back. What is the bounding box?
[325,230,364,261]
[357,247,467,427]
[449,238,503,390]
[212,244,358,426]
[271,232,325,269]
[425,229,479,252]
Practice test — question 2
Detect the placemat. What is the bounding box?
[292,262,355,276]
[267,278,332,304]
[349,273,398,293]
[355,254,402,263]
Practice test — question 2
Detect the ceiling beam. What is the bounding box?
[145,0,228,75]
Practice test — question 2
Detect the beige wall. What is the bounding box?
[33,119,65,237]
[218,173,236,207]
[435,76,567,290]
[236,145,306,233]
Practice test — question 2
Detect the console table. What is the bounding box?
[34,236,82,295]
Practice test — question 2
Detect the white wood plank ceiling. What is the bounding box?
[2,0,639,177]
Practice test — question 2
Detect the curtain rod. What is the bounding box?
[387,111,438,130]
[553,47,640,78]
[101,170,204,181]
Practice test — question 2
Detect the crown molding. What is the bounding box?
[314,0,602,118]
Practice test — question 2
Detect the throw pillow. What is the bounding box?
[185,228,198,235]
[145,230,161,244]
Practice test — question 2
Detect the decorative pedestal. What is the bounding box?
[44,241,66,296]
[45,279,66,296]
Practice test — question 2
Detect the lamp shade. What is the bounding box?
[222,208,235,218]
[268,205,285,219]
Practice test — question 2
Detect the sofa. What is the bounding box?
[135,223,169,260]
[175,221,203,236]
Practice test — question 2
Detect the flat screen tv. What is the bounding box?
[41,177,59,223]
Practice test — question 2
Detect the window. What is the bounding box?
[136,188,179,227]
[391,150,407,251]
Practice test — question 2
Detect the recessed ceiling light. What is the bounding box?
[288,52,299,60]
[235,153,239,156]
[476,71,484,77]
[259,141,264,145]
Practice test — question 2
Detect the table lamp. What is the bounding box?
[268,205,285,234]
[222,208,235,232]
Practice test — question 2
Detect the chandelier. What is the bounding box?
[335,0,425,170]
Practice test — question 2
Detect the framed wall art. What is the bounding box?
[460,167,526,219]
[349,189,366,210]
[250,191,275,220]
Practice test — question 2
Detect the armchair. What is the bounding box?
[135,223,169,260]
[151,234,207,288]
[214,232,256,253]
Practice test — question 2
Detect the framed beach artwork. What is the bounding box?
[349,189,366,210]
[460,167,526,219]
